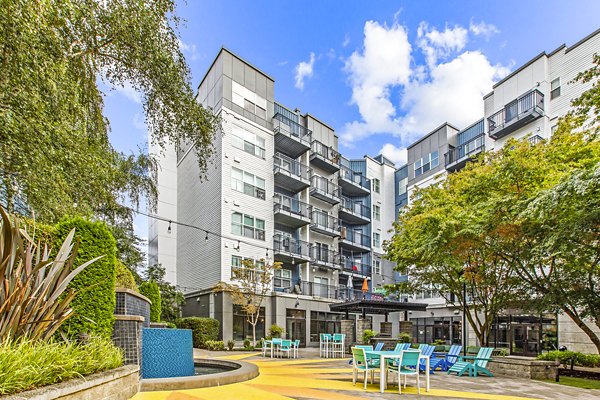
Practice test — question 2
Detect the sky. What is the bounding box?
[103,0,600,254]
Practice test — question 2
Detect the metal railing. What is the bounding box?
[273,194,311,219]
[340,196,371,219]
[340,229,371,248]
[488,89,544,135]
[444,134,485,166]
[311,140,340,165]
[311,209,340,232]
[311,175,340,198]
[300,282,339,299]
[310,246,344,266]
[339,166,370,190]
[528,135,544,145]
[342,259,371,276]
[274,153,311,181]
[273,234,311,259]
[273,113,312,144]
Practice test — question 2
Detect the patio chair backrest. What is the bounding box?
[321,333,332,341]
[281,339,292,349]
[374,342,384,351]
[333,333,344,342]
[400,350,421,368]
[272,338,282,345]
[294,339,300,347]
[421,345,435,357]
[475,347,494,368]
[261,338,269,349]
[393,343,402,352]
[351,347,367,366]
[400,343,411,351]
[447,344,462,364]
[355,345,373,351]
[418,343,427,350]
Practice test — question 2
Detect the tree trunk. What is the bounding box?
[252,322,257,347]
[562,307,600,353]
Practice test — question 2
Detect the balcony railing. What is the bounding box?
[310,140,340,172]
[488,89,544,139]
[273,113,311,144]
[300,282,339,299]
[342,259,371,277]
[273,234,312,259]
[339,196,371,220]
[444,134,485,169]
[274,153,311,181]
[339,166,370,193]
[340,228,371,249]
[310,175,341,204]
[311,246,343,267]
[273,194,311,219]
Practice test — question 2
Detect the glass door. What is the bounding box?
[286,309,306,347]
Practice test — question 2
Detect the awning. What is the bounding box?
[329,299,428,315]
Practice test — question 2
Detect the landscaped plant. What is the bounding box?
[243,339,252,350]
[362,329,377,345]
[268,324,285,339]
[146,264,184,322]
[0,207,102,342]
[139,281,162,322]
[227,340,235,351]
[205,340,225,351]
[175,317,219,349]
[0,336,122,395]
[53,217,117,339]
[115,261,138,292]
[398,332,412,343]
[538,351,600,369]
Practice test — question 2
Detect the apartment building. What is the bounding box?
[150,48,407,345]
[396,28,600,355]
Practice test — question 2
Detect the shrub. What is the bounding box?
[432,339,445,346]
[268,324,284,339]
[205,340,225,351]
[227,340,235,351]
[175,317,219,348]
[139,281,162,322]
[0,337,122,395]
[115,261,138,292]
[164,322,177,329]
[537,350,600,368]
[398,332,411,343]
[53,217,117,339]
[243,339,252,350]
[362,329,377,345]
[0,208,103,342]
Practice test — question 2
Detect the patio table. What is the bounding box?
[365,350,430,393]
[265,339,282,358]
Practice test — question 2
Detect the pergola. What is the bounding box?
[329,299,428,320]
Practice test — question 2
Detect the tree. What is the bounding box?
[139,280,161,323]
[0,0,219,223]
[146,264,184,322]
[214,259,282,346]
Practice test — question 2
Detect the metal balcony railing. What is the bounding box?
[310,246,343,266]
[300,282,339,299]
[273,113,312,145]
[310,175,340,198]
[444,134,485,166]
[311,140,340,164]
[340,229,371,248]
[342,259,371,277]
[273,194,311,219]
[488,89,544,137]
[274,153,311,181]
[311,209,340,232]
[340,197,371,219]
[339,166,370,190]
[273,234,311,259]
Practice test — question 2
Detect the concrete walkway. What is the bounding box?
[131,348,600,400]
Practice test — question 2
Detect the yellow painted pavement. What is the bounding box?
[131,356,541,400]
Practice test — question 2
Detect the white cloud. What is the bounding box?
[278,60,289,66]
[114,81,141,104]
[340,19,510,149]
[379,143,407,166]
[133,113,146,132]
[178,39,200,61]
[294,53,316,90]
[469,19,500,40]
[342,33,350,47]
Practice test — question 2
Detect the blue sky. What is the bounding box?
[103,0,600,249]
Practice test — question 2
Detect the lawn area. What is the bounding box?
[544,376,600,390]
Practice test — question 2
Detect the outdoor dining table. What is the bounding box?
[365,350,430,394]
[265,339,282,358]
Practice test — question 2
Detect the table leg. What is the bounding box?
[380,354,385,393]
[271,344,273,358]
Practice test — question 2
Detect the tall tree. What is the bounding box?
[0,0,219,223]
[145,263,184,322]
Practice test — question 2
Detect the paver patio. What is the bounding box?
[131,349,600,400]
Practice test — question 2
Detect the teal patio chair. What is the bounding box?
[332,333,345,358]
[351,347,381,390]
[320,333,332,357]
[279,339,293,358]
[386,350,421,394]
[261,338,271,357]
[292,339,300,358]
[348,345,373,364]
[447,347,494,377]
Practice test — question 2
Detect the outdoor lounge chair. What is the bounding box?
[386,350,421,394]
[430,344,462,371]
[418,345,435,372]
[393,343,411,352]
[447,347,494,377]
[351,347,381,389]
[374,342,384,351]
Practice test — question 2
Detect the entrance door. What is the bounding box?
[286,309,306,347]
[511,324,540,356]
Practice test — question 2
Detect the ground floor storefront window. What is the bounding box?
[233,305,265,342]
[490,313,557,356]
[411,316,462,345]
[310,311,344,342]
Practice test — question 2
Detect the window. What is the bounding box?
[373,205,381,221]
[372,178,381,193]
[231,212,265,241]
[233,305,265,341]
[232,81,268,119]
[551,78,561,100]
[373,259,381,275]
[373,232,381,248]
[551,124,558,134]
[414,151,439,177]
[314,277,330,298]
[231,255,265,281]
[231,167,265,199]
[274,269,292,290]
[398,177,408,196]
[231,125,266,159]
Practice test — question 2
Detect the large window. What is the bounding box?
[373,232,381,248]
[231,167,266,200]
[414,151,439,177]
[231,255,265,281]
[274,268,292,290]
[231,125,266,159]
[550,78,561,100]
[310,311,344,342]
[231,212,265,241]
[232,81,267,120]
[373,205,381,221]
[373,259,381,275]
[398,177,408,196]
[233,305,265,341]
[372,178,380,193]
[412,317,462,345]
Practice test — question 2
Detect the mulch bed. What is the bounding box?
[559,367,600,380]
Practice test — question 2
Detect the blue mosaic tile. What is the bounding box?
[141,328,195,378]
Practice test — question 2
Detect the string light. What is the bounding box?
[167,220,172,234]
[205,230,209,242]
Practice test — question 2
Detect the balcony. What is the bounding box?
[529,134,545,145]
[309,140,340,173]
[338,197,371,224]
[272,113,311,158]
[341,258,371,277]
[310,209,341,237]
[339,166,370,196]
[273,194,311,228]
[444,134,485,172]
[273,234,312,264]
[273,153,311,193]
[488,89,544,140]
[311,246,343,270]
[310,175,341,204]
[300,282,340,300]
[339,228,371,252]
[337,287,385,301]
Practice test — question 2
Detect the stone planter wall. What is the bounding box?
[115,289,151,328]
[1,365,139,400]
[488,356,559,380]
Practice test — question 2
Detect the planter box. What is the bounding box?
[488,356,559,380]
[1,365,139,400]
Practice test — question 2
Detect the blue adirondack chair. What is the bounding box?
[374,342,384,351]
[418,345,436,373]
[393,343,411,352]
[447,347,494,377]
[430,344,462,371]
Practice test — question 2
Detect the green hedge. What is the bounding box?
[53,217,117,339]
[176,317,219,349]
[0,337,122,395]
[115,261,138,292]
[139,281,161,322]
[537,350,600,368]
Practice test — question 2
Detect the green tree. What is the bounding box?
[0,0,219,222]
[139,281,161,323]
[146,264,184,322]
